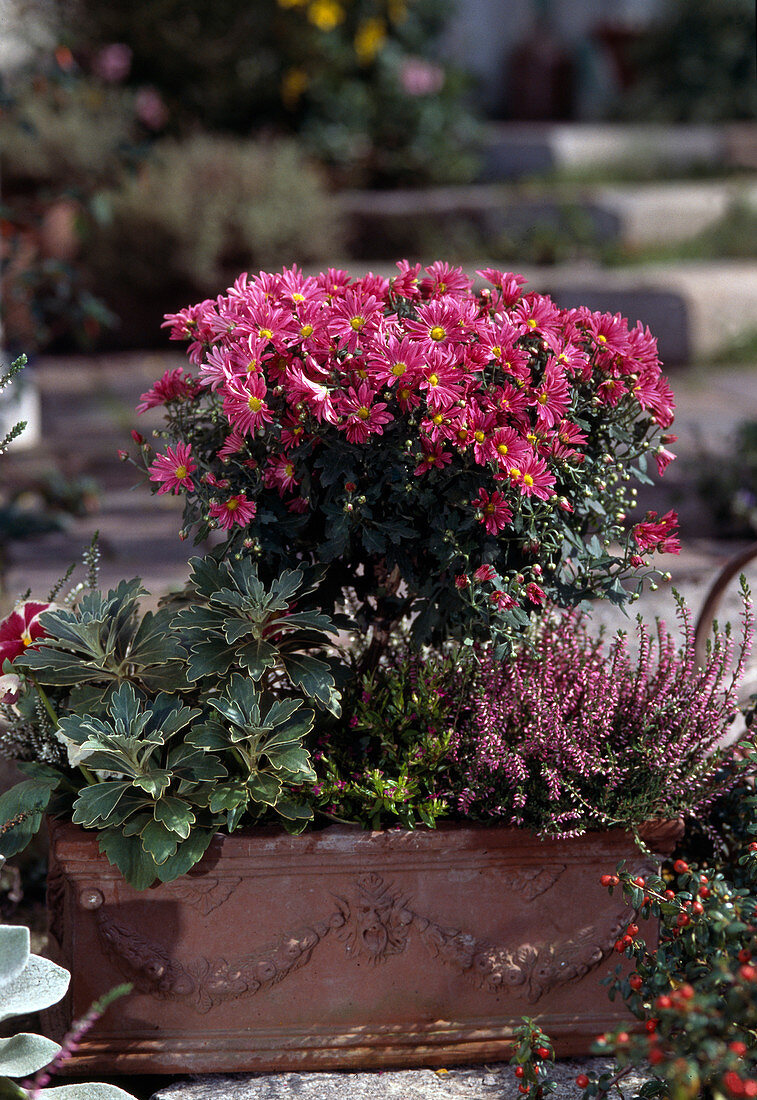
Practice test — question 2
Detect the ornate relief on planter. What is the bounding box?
[45,819,681,1074]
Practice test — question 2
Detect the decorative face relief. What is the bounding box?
[82,863,650,1013]
[334,873,413,963]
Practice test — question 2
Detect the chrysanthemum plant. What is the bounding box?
[137,261,679,661]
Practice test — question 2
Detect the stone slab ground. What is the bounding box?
[151,1060,651,1100]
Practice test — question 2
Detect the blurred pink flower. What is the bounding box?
[93,43,132,83]
[398,57,444,97]
[135,86,169,130]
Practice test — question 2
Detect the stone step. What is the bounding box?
[477,121,757,182]
[338,178,757,260]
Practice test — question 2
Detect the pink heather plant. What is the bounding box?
[449,586,754,836]
[135,261,679,656]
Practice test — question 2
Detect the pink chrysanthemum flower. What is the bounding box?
[404,299,466,349]
[531,362,570,429]
[491,426,530,470]
[0,601,50,666]
[209,493,257,530]
[633,510,681,555]
[327,289,383,352]
[136,367,198,413]
[414,442,452,476]
[222,373,274,436]
[506,451,556,501]
[419,261,472,298]
[148,442,197,495]
[337,383,393,444]
[473,488,513,535]
[263,454,299,497]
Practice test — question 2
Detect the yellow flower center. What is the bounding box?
[597,333,607,343]
[391,362,407,377]
[432,413,443,426]
[399,387,411,400]
[527,318,538,329]
[357,406,371,420]
[497,442,508,455]
[524,473,534,487]
[175,464,188,479]
[248,396,263,411]
[474,430,485,443]
[510,466,522,480]
[285,464,295,477]
[246,359,258,373]
[292,292,305,301]
[300,324,314,337]
[438,283,447,293]
[538,392,549,404]
[227,499,239,512]
[350,315,366,331]
[259,327,274,340]
[428,373,439,387]
[21,630,33,647]
[429,326,446,341]
[457,428,468,441]
[492,345,501,358]
[485,503,495,514]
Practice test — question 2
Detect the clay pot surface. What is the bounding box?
[46,818,682,1073]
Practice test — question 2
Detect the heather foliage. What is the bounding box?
[136,262,679,659]
[308,587,753,833]
[450,588,753,835]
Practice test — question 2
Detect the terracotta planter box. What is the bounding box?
[45,819,681,1074]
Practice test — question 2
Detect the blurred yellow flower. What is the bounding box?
[277,0,308,8]
[307,0,345,30]
[281,67,308,108]
[354,17,387,64]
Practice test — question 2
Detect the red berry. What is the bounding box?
[738,948,752,963]
[673,859,689,874]
[622,934,634,946]
[536,1046,550,1060]
[617,1032,629,1044]
[629,974,643,991]
[699,873,709,883]
[692,901,704,916]
[744,1082,757,1098]
[748,841,757,852]
[518,1086,530,1095]
[723,1070,745,1097]
[664,889,676,900]
[656,995,672,1009]
[645,1019,658,1032]
[649,1048,665,1065]
[575,1075,590,1089]
[739,964,757,981]
[679,983,695,1000]
[699,886,711,898]
[634,876,645,887]
[614,939,626,952]
[642,895,651,907]
[514,1066,525,1078]
[730,1041,748,1057]
[677,913,691,927]
[627,923,639,936]
[600,874,614,887]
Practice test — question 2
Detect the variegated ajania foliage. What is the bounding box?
[173,556,343,716]
[16,579,188,714]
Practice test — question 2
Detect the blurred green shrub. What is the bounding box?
[88,135,345,332]
[620,0,757,123]
[54,0,479,187]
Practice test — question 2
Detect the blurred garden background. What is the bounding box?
[1,0,757,612]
